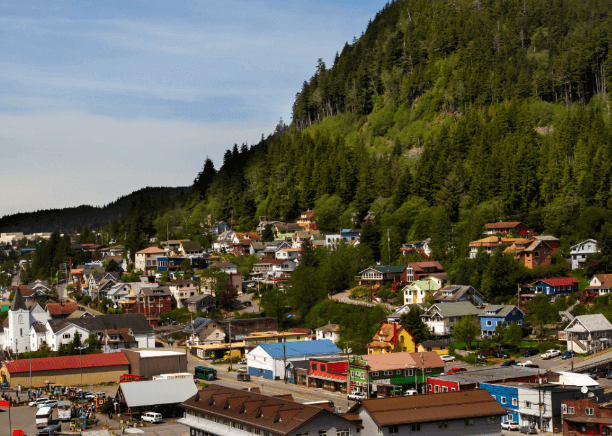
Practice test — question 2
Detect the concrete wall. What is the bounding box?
[3,364,128,388]
[122,350,187,380]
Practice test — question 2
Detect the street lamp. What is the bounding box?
[76,346,88,415]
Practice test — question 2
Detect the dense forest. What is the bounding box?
[8,0,612,312]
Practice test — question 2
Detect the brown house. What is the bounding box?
[505,239,553,270]
[562,398,612,436]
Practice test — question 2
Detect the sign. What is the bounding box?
[0,400,10,407]
[373,379,391,385]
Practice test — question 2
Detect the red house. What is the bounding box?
[484,221,530,237]
[562,398,612,436]
[128,286,174,316]
[427,367,546,393]
[308,358,348,393]
[401,261,446,283]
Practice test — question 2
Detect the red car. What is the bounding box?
[447,367,467,374]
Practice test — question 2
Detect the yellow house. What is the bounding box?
[367,322,416,355]
[416,339,449,355]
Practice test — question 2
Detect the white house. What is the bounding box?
[208,262,238,274]
[421,302,483,336]
[2,288,51,353]
[559,314,612,354]
[275,248,301,261]
[212,231,235,252]
[570,239,600,270]
[315,323,340,343]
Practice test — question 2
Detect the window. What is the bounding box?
[465,419,475,427]
[486,320,492,326]
[512,398,518,406]
[296,433,309,436]
[507,414,513,421]
[561,405,566,413]
[486,416,497,425]
[586,408,594,415]
[428,384,432,392]
[438,422,448,429]
[254,430,261,435]
[384,371,393,376]
[372,372,379,377]
[389,426,399,434]
[63,333,71,339]
[526,401,531,409]
[442,387,448,392]
[434,385,440,393]
[501,397,507,404]
[567,407,575,414]
[411,424,421,432]
[396,370,402,375]
[451,388,456,392]
[426,368,432,373]
[312,364,318,371]
[319,432,327,436]
[336,429,349,436]
[405,369,413,376]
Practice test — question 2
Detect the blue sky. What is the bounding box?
[0,0,387,216]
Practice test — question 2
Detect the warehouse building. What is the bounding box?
[0,353,129,387]
[122,349,187,379]
[115,377,197,412]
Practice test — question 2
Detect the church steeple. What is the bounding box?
[10,287,27,311]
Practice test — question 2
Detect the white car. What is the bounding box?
[541,349,561,360]
[440,355,456,363]
[515,360,532,367]
[141,412,163,423]
[29,397,49,407]
[502,421,520,431]
[347,392,367,401]
[403,390,418,396]
[38,399,58,408]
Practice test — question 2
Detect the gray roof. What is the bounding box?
[426,302,482,318]
[48,313,154,334]
[432,366,546,385]
[482,305,522,318]
[316,323,339,333]
[568,314,612,332]
[185,294,216,304]
[140,286,171,297]
[11,287,27,311]
[118,378,198,408]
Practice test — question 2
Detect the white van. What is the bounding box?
[36,406,53,428]
[141,412,163,423]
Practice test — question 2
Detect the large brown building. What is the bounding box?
[0,353,129,387]
[122,349,187,380]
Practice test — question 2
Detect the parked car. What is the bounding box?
[501,421,520,431]
[141,412,163,423]
[519,425,537,434]
[587,373,598,380]
[244,301,252,307]
[562,350,576,360]
[501,359,517,367]
[515,360,533,367]
[38,400,58,409]
[447,367,467,374]
[440,354,456,363]
[238,358,247,365]
[523,348,538,357]
[237,373,251,382]
[541,349,561,360]
[523,364,540,368]
[606,371,612,379]
[403,390,418,396]
[347,392,367,401]
[492,350,510,359]
[29,397,49,407]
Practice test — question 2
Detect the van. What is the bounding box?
[223,350,242,360]
[141,412,163,423]
[36,407,53,428]
[237,373,251,381]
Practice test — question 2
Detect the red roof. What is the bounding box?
[310,370,346,382]
[540,278,581,287]
[485,222,524,229]
[291,328,312,334]
[46,302,79,316]
[5,353,129,373]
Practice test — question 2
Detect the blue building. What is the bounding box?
[246,340,343,380]
[479,305,524,337]
[531,278,580,300]
[480,382,519,423]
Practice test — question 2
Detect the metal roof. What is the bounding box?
[5,353,128,373]
[118,378,198,408]
[256,340,342,358]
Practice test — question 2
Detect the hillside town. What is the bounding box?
[1,212,612,436]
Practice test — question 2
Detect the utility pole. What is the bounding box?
[283,336,287,384]
[228,320,232,371]
[421,351,426,394]
[387,228,391,265]
[346,341,352,394]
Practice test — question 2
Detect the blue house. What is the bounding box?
[531,278,580,300]
[246,340,343,380]
[479,305,524,337]
[480,382,519,423]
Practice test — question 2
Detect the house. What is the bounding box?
[316,322,340,343]
[468,236,523,259]
[559,314,612,354]
[275,247,301,261]
[325,229,361,249]
[168,279,198,309]
[304,358,348,392]
[211,231,235,252]
[505,239,553,270]
[297,210,317,231]
[349,351,445,397]
[400,239,432,258]
[131,286,174,316]
[386,305,418,324]
[401,261,446,283]
[571,239,600,270]
[273,223,303,241]
[348,389,506,436]
[251,259,284,281]
[484,221,530,236]
[427,366,547,394]
[531,278,581,300]
[481,382,602,432]
[262,240,292,257]
[416,339,450,355]
[249,241,265,257]
[585,274,612,296]
[184,318,226,345]
[246,340,343,380]
[561,397,612,436]
[479,305,524,337]
[45,302,80,319]
[255,220,281,233]
[367,322,416,354]
[209,262,238,274]
[402,278,443,305]
[185,294,217,313]
[117,377,198,411]
[134,246,166,272]
[421,302,483,336]
[200,272,242,296]
[101,328,139,353]
[178,385,361,436]
[433,285,484,305]
[209,221,227,235]
[242,331,312,349]
[161,239,189,253]
[356,265,405,287]
[533,235,561,254]
[179,240,204,256]
[229,239,253,258]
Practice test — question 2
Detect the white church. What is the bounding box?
[0,287,51,353]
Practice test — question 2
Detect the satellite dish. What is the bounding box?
[581,386,588,394]
[588,392,595,398]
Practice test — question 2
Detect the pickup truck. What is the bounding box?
[541,349,561,360]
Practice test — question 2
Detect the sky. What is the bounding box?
[0,0,388,217]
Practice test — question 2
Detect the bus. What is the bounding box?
[194,366,217,381]
[35,407,53,428]
[152,373,193,380]
[119,374,147,383]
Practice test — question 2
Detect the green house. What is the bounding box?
[348,351,445,396]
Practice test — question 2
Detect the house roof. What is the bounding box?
[484,222,524,230]
[4,352,128,373]
[185,294,216,304]
[419,339,449,348]
[588,274,612,290]
[426,302,482,318]
[48,313,154,334]
[434,285,483,303]
[136,247,166,254]
[316,323,339,334]
[371,323,409,343]
[536,278,581,287]
[46,302,79,316]
[181,385,359,435]
[255,340,342,358]
[169,279,197,287]
[482,305,522,318]
[181,241,202,251]
[408,261,444,272]
[119,378,198,408]
[250,242,265,250]
[209,262,237,269]
[290,328,312,334]
[274,223,304,232]
[139,286,172,297]
[361,265,405,274]
[357,351,445,371]
[568,314,612,332]
[351,389,506,426]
